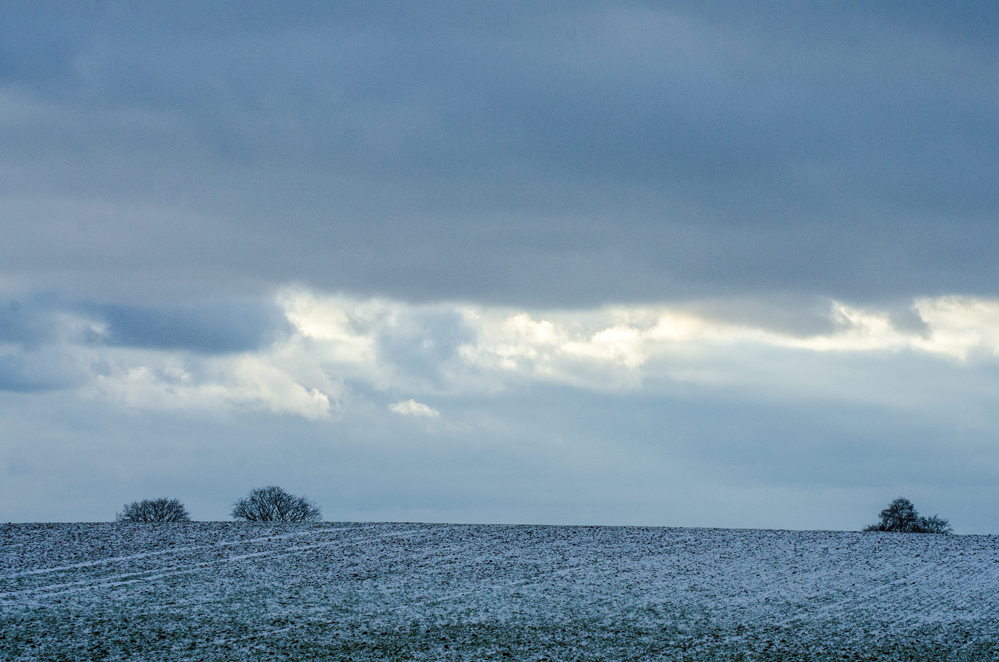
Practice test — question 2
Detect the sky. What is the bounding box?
[2,1,999,532]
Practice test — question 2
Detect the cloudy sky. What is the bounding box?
[2,2,999,532]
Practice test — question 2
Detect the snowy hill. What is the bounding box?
[2,523,998,660]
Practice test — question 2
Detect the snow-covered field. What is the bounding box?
[2,523,998,660]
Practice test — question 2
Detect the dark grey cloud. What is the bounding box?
[0,296,287,354]
[0,352,73,392]
[93,301,290,354]
[0,299,60,347]
[2,2,998,306]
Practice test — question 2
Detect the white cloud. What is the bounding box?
[13,287,999,420]
[269,288,999,404]
[388,399,440,418]
[86,350,334,420]
[911,296,999,360]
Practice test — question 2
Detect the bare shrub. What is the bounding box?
[117,498,191,522]
[917,514,953,534]
[231,485,321,523]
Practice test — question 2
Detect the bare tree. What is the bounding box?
[117,498,190,523]
[863,497,952,534]
[231,486,321,523]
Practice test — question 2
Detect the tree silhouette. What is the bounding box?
[917,514,953,535]
[117,498,190,522]
[864,497,951,534]
[231,485,321,523]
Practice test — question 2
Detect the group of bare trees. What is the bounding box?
[116,486,321,523]
[863,497,951,534]
[117,491,950,533]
